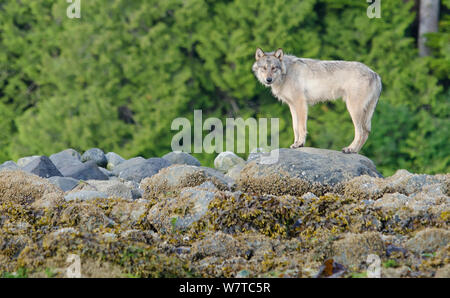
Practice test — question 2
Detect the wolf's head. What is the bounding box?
[252,48,285,87]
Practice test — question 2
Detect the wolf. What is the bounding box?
[252,48,382,153]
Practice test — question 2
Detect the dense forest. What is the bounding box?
[0,0,448,176]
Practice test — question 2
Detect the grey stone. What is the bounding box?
[17,155,41,168]
[162,151,201,166]
[118,157,171,183]
[105,152,125,170]
[99,167,115,177]
[81,148,107,167]
[112,157,146,176]
[64,190,108,201]
[49,149,83,173]
[214,151,245,173]
[22,156,63,178]
[48,176,79,192]
[225,163,245,181]
[86,180,139,200]
[61,160,109,181]
[0,161,19,172]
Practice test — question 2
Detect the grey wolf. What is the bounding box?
[252,48,382,154]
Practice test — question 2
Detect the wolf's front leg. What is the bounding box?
[288,100,308,149]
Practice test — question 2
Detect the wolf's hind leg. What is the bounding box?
[343,98,370,154]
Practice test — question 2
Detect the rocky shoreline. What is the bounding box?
[0,148,448,277]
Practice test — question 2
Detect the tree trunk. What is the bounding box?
[418,0,440,57]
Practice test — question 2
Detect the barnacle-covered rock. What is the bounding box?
[237,148,382,197]
[0,170,63,205]
[140,164,234,200]
[331,232,385,270]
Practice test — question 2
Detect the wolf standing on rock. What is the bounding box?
[253,48,382,154]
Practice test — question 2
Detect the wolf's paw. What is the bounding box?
[290,142,304,149]
[342,147,358,154]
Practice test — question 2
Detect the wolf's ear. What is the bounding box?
[255,48,265,61]
[274,48,284,60]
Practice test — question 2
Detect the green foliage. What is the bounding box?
[0,0,448,175]
[1,267,28,278]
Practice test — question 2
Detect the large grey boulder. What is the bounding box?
[117,158,171,183]
[49,149,83,173]
[237,147,382,196]
[61,160,109,181]
[162,151,201,166]
[22,156,63,178]
[81,148,107,168]
[111,157,146,176]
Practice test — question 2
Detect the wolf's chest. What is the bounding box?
[271,83,297,104]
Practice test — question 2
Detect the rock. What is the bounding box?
[225,163,245,181]
[62,160,109,181]
[85,180,141,200]
[162,151,201,166]
[49,149,82,171]
[99,167,115,177]
[147,187,216,233]
[382,266,412,278]
[57,203,115,232]
[0,161,19,172]
[247,147,267,162]
[22,156,63,178]
[343,175,386,200]
[214,151,245,173]
[111,157,146,176]
[64,190,109,201]
[405,228,450,254]
[191,231,248,259]
[0,170,63,205]
[344,170,449,200]
[17,155,41,168]
[383,169,446,195]
[120,229,155,244]
[31,192,65,209]
[81,148,107,168]
[117,158,171,183]
[332,232,385,270]
[48,176,79,192]
[105,152,125,170]
[109,200,150,227]
[140,164,234,199]
[435,264,450,278]
[238,148,382,196]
